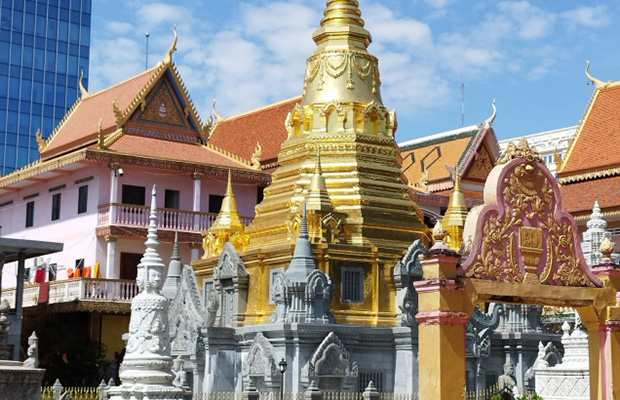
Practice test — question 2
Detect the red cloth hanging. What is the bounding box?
[34,268,46,283]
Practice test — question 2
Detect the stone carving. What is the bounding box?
[394,240,427,327]
[108,185,182,400]
[532,322,589,399]
[241,333,281,392]
[460,141,601,287]
[22,331,38,368]
[211,242,249,327]
[498,358,521,398]
[271,206,335,324]
[466,304,504,358]
[301,332,358,391]
[0,299,11,360]
[581,201,619,266]
[172,355,189,389]
[169,265,205,355]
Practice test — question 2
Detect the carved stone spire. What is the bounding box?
[163,231,182,299]
[286,204,317,282]
[109,185,182,400]
[582,200,612,267]
[443,170,468,252]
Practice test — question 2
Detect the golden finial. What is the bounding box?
[585,59,612,89]
[432,221,447,242]
[202,114,214,139]
[416,168,429,193]
[163,25,178,65]
[553,147,563,169]
[202,170,248,258]
[212,98,224,122]
[112,98,123,123]
[321,1,365,29]
[497,138,543,164]
[36,129,47,153]
[97,118,106,149]
[443,166,468,252]
[79,69,89,98]
[306,147,333,214]
[251,142,262,170]
[600,237,615,260]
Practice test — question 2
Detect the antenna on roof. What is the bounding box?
[461,78,465,128]
[145,32,150,70]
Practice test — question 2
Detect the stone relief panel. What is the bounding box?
[301,332,358,391]
[242,333,280,391]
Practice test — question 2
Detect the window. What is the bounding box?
[77,185,87,214]
[209,194,224,213]
[122,185,145,205]
[25,200,34,227]
[341,267,364,303]
[164,189,179,209]
[51,193,61,220]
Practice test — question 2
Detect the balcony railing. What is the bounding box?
[1,278,139,308]
[48,278,138,304]
[1,283,40,309]
[97,203,253,232]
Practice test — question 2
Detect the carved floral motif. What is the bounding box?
[461,156,600,287]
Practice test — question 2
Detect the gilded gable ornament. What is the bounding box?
[36,129,47,153]
[250,142,262,170]
[460,148,601,287]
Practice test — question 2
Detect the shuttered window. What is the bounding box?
[341,267,364,303]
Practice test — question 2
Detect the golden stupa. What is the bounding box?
[194,0,428,326]
[443,171,469,252]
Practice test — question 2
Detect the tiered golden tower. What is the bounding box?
[443,172,469,252]
[194,0,428,326]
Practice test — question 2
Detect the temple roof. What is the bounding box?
[399,122,499,193]
[559,84,620,182]
[39,43,209,162]
[560,175,620,219]
[207,96,301,169]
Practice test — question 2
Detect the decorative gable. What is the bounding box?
[169,265,206,355]
[463,143,495,183]
[135,77,188,129]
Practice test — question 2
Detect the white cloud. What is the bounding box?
[89,37,143,93]
[106,21,133,35]
[137,3,189,27]
[497,1,555,40]
[561,6,610,29]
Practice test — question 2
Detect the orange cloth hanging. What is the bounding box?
[74,268,81,278]
[67,268,74,278]
[83,266,92,278]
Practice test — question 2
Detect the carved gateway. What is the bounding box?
[459,139,601,287]
[301,332,358,391]
[241,333,281,391]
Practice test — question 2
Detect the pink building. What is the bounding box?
[0,42,269,377]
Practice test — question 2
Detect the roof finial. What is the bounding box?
[484,98,496,125]
[163,25,178,65]
[98,118,106,149]
[36,129,47,153]
[212,98,224,122]
[79,69,89,98]
[585,59,610,89]
[314,147,323,175]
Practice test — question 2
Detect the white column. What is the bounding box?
[109,163,121,224]
[105,235,118,279]
[192,172,203,231]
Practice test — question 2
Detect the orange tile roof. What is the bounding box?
[412,189,484,209]
[561,85,620,176]
[560,175,620,215]
[208,97,301,164]
[42,67,160,159]
[400,127,479,187]
[104,134,251,169]
[434,188,484,200]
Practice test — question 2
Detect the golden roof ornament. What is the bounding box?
[212,98,224,122]
[201,170,249,258]
[35,129,47,153]
[250,142,262,170]
[585,59,613,89]
[163,25,178,66]
[97,118,106,149]
[306,148,333,213]
[112,98,123,124]
[497,137,543,164]
[79,69,89,99]
[443,168,469,252]
[600,237,615,261]
[553,147,563,170]
[484,98,497,125]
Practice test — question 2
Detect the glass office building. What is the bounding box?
[0,0,91,174]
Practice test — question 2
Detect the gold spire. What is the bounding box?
[443,169,469,252]
[303,0,380,105]
[201,170,248,258]
[306,148,333,213]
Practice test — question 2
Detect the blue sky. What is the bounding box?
[89,1,619,143]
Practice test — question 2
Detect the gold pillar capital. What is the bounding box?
[108,162,121,171]
[191,172,204,180]
[104,234,118,243]
[188,242,202,249]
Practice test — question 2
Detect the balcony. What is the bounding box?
[1,278,138,310]
[97,203,253,232]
